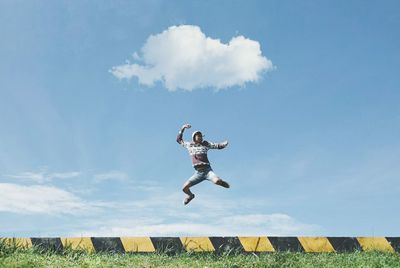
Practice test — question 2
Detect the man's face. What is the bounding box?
[194,133,203,143]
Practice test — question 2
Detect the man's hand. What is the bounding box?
[182,124,192,129]
[221,140,229,148]
[177,124,191,144]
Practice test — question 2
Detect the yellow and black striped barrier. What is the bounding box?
[2,237,399,253]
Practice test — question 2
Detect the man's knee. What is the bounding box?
[209,174,221,184]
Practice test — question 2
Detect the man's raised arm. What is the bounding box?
[176,123,191,144]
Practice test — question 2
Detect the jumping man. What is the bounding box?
[176,123,230,205]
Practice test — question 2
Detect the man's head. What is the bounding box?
[192,131,203,144]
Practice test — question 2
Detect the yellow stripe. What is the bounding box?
[298,237,335,253]
[3,238,32,248]
[238,237,275,252]
[120,237,156,252]
[180,237,215,252]
[61,237,95,253]
[357,237,394,252]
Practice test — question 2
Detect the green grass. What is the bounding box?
[1,240,399,268]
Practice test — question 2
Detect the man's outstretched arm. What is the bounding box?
[205,140,229,149]
[176,123,191,144]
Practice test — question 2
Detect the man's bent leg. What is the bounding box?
[182,172,205,205]
[182,181,195,205]
[182,181,194,197]
[208,171,230,188]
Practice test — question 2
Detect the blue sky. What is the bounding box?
[0,0,399,237]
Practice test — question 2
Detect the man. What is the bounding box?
[176,123,230,205]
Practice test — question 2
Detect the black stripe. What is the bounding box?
[386,237,400,252]
[209,237,244,253]
[91,237,124,253]
[150,237,184,255]
[31,238,63,252]
[268,237,303,252]
[327,237,361,252]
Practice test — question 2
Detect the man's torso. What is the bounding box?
[184,141,211,168]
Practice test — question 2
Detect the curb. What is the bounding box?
[2,237,399,253]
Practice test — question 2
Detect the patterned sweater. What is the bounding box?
[176,130,227,168]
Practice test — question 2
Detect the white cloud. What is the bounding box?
[217,214,320,236]
[110,25,273,91]
[0,172,322,236]
[51,172,81,179]
[0,183,95,215]
[93,171,130,182]
[6,171,80,183]
[68,192,321,237]
[70,213,320,237]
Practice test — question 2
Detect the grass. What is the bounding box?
[1,239,400,268]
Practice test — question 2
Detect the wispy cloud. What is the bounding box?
[0,169,321,236]
[110,25,273,91]
[70,213,320,237]
[68,191,321,236]
[6,171,80,183]
[93,171,130,183]
[217,214,320,236]
[7,169,146,185]
[324,145,400,196]
[0,183,99,215]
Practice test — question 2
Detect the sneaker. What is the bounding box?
[218,180,230,188]
[184,194,195,205]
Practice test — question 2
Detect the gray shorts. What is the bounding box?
[186,165,218,186]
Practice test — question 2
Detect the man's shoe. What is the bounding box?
[217,180,230,188]
[184,194,195,205]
